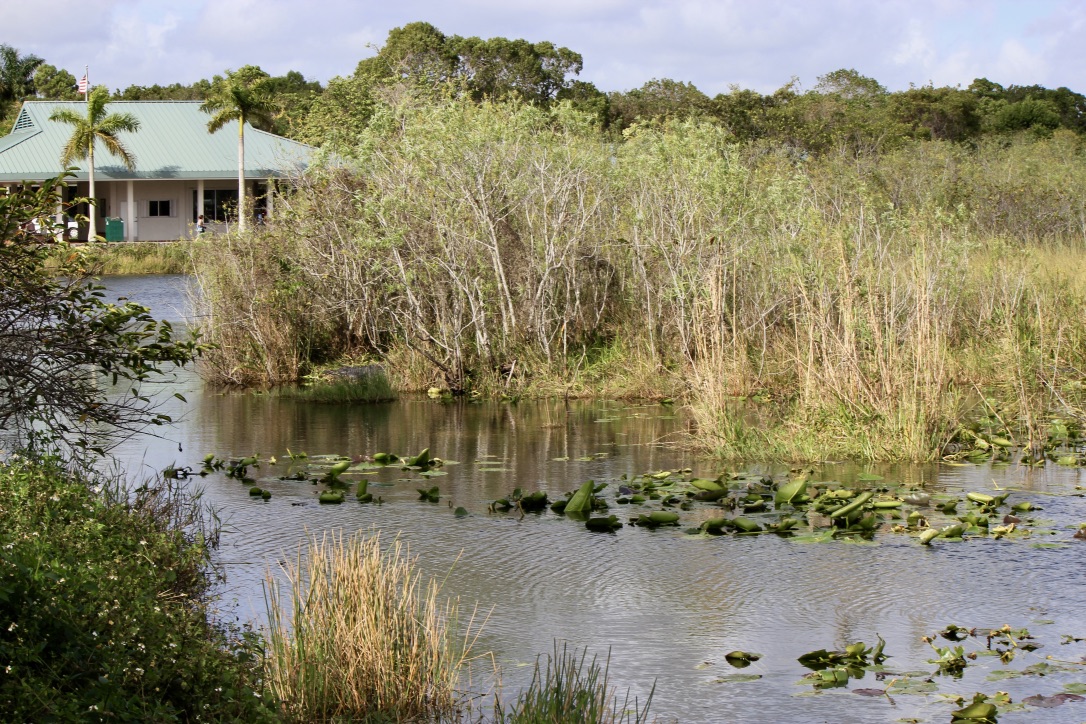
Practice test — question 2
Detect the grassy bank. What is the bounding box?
[64,240,197,275]
[0,457,271,721]
[190,98,1086,461]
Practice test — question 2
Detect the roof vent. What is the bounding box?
[12,108,34,133]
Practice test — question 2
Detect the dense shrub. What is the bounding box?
[0,458,273,721]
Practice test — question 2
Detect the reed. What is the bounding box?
[262,531,480,722]
[273,374,396,404]
[75,240,196,275]
[494,642,654,724]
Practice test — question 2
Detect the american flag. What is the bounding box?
[78,74,88,94]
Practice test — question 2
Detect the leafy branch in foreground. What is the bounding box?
[0,174,204,456]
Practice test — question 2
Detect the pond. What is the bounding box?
[105,274,1086,723]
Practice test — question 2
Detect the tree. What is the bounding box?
[607,78,712,131]
[32,64,78,100]
[0,44,43,105]
[355,23,583,105]
[113,80,210,101]
[200,66,276,233]
[452,36,582,103]
[260,70,324,137]
[0,175,202,456]
[355,21,460,86]
[295,74,378,149]
[49,86,140,240]
[712,86,774,141]
[0,44,44,128]
[890,85,979,141]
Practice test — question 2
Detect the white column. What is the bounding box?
[126,180,135,241]
[266,177,274,218]
[196,179,205,236]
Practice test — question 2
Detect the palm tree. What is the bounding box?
[49,86,139,240]
[200,67,276,232]
[0,44,44,104]
[0,44,44,125]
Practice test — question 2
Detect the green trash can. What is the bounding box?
[105,217,124,242]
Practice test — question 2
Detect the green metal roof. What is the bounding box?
[0,100,313,182]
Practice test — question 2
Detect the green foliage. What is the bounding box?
[356,21,583,104]
[200,65,276,134]
[607,78,712,131]
[113,80,211,101]
[0,458,272,721]
[991,97,1062,135]
[0,44,43,105]
[32,63,79,101]
[201,66,278,231]
[293,74,378,150]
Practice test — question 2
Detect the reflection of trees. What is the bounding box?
[194,394,687,499]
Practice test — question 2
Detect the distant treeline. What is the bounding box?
[3,22,1084,149]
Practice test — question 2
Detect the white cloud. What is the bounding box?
[2,0,1083,95]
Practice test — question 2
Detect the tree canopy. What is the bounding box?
[356,22,583,104]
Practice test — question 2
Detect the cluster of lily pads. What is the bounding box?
[943,412,1086,468]
[178,447,1081,550]
[715,623,1085,721]
[480,465,1067,549]
[193,448,445,504]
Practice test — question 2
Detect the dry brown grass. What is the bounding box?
[263,531,484,722]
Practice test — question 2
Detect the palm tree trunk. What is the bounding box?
[237,120,246,233]
[88,141,97,241]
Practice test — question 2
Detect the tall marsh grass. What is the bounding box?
[494,642,654,724]
[191,97,1086,460]
[262,531,481,722]
[75,240,196,275]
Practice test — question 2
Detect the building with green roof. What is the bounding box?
[0,100,314,241]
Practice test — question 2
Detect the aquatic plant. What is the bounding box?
[263,531,479,722]
[493,642,654,724]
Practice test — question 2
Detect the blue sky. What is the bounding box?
[4,0,1084,96]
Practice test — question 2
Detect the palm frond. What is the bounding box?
[98,113,140,135]
[205,109,238,134]
[48,108,84,127]
[99,133,137,170]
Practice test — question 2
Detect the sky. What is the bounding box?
[4,0,1085,96]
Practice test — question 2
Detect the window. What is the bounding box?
[148,200,173,217]
[202,190,239,223]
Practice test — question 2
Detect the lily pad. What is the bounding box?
[724,651,763,668]
[885,678,938,695]
[1022,693,1084,708]
[712,674,762,684]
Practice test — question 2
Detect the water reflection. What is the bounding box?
[103,275,1086,723]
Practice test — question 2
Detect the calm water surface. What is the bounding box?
[105,275,1086,723]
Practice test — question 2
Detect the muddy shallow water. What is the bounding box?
[106,275,1086,723]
